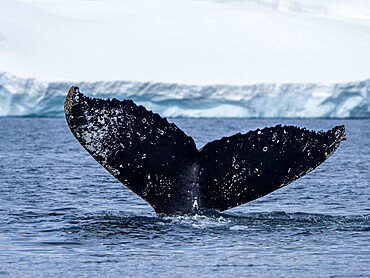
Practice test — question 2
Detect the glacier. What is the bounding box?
[0,72,369,118]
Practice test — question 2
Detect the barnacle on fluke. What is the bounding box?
[65,86,346,214]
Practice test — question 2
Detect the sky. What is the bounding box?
[1,0,370,85]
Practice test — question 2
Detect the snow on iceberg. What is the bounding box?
[0,72,369,118]
[2,0,370,85]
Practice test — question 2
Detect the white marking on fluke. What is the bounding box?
[193,197,199,210]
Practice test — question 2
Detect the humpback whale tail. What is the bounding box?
[65,86,346,214]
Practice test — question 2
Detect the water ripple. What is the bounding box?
[0,118,369,277]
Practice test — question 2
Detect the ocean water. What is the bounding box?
[0,118,369,277]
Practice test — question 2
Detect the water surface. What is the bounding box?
[0,118,369,277]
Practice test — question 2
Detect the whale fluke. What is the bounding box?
[65,86,345,214]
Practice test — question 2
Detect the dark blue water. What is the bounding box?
[0,118,369,277]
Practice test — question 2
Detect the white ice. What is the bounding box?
[0,72,368,118]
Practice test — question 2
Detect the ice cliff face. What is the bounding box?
[0,72,369,118]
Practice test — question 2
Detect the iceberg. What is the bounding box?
[0,72,369,118]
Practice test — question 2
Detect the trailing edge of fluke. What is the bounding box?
[65,86,346,214]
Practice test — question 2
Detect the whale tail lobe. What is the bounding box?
[65,86,345,214]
